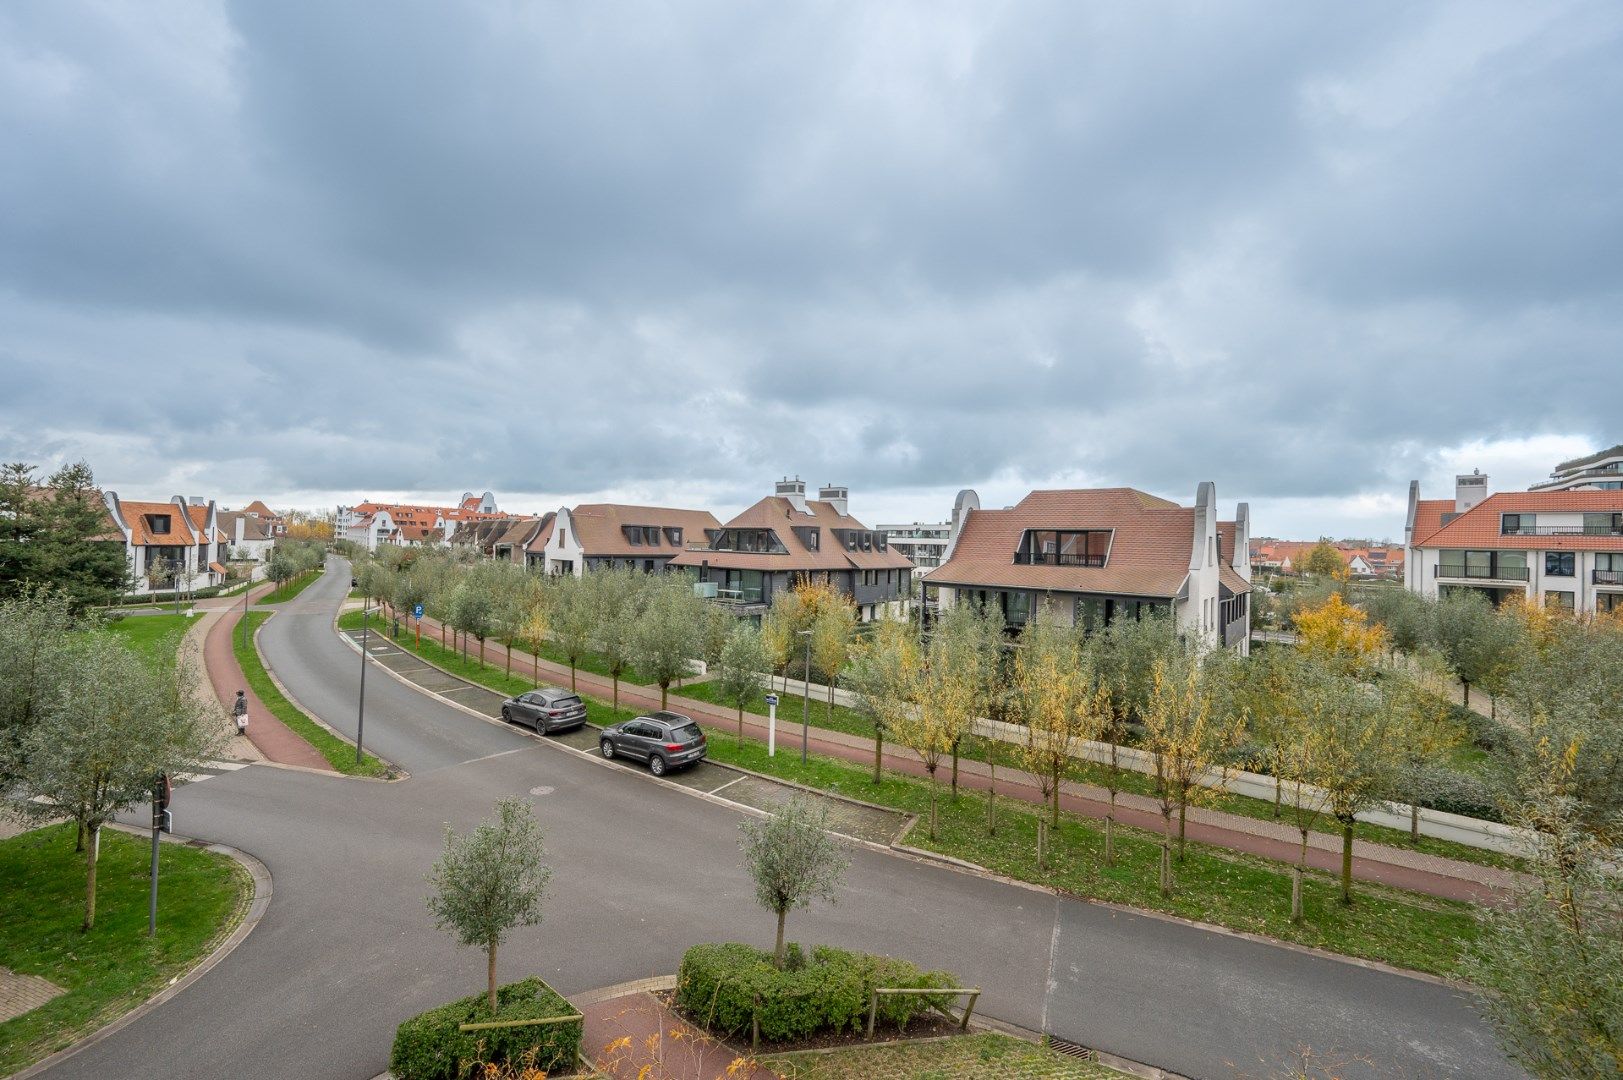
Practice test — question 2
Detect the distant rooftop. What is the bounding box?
[1554,443,1623,472]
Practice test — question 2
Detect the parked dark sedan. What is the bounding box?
[500,687,588,734]
[599,711,708,776]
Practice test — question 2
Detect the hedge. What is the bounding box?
[389,977,580,1080]
[676,943,958,1044]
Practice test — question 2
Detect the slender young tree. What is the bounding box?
[10,631,221,930]
[630,573,705,709]
[426,796,552,1015]
[1013,620,1083,829]
[845,616,922,785]
[589,568,646,709]
[809,593,857,724]
[1141,650,1237,893]
[888,604,980,840]
[738,795,849,969]
[716,622,769,745]
[547,572,594,691]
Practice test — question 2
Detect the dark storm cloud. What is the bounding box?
[1,0,1619,535]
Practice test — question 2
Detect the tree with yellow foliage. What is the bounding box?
[1141,651,1241,894]
[1297,539,1346,579]
[887,604,982,841]
[1293,591,1388,674]
[844,616,922,785]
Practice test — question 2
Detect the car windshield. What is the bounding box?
[672,724,702,743]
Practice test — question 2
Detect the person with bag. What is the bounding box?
[233,690,249,736]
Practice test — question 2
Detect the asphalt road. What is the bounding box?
[40,559,1521,1080]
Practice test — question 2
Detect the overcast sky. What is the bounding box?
[3,2,1619,541]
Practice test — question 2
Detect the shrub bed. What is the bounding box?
[389,977,580,1080]
[676,943,958,1044]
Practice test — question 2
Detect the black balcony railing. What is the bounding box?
[1437,564,1530,581]
[1595,569,1623,586]
[1013,552,1106,567]
[1501,524,1623,536]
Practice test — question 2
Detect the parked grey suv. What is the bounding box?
[500,687,587,734]
[599,711,708,776]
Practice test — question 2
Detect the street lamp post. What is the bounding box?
[797,628,813,765]
[356,593,369,766]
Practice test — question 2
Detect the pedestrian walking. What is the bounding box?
[233,689,249,735]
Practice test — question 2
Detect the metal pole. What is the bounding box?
[148,780,160,937]
[356,595,368,766]
[801,631,811,765]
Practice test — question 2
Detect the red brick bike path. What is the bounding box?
[392,611,1510,905]
[204,598,334,772]
[582,990,776,1079]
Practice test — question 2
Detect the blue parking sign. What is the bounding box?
[413,603,424,620]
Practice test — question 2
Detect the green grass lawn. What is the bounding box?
[0,823,249,1075]
[259,569,323,605]
[103,613,195,667]
[764,1032,1125,1080]
[235,611,390,777]
[330,612,1482,976]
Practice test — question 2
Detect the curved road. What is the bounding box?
[42,559,1520,1080]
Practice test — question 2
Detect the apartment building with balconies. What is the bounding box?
[879,521,951,575]
[1404,472,1623,615]
[1530,443,1623,492]
[923,482,1252,651]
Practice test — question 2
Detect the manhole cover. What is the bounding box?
[529,786,554,796]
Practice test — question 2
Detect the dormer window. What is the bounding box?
[1016,529,1109,567]
[623,526,643,546]
[145,514,171,534]
[664,527,683,546]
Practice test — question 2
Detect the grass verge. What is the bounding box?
[0,823,249,1075]
[763,1032,1125,1079]
[260,569,323,605]
[104,612,195,667]
[236,611,390,777]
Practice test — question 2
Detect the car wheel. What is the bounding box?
[648,754,667,777]
[600,739,615,760]
[501,707,512,724]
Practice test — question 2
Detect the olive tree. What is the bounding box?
[546,572,595,691]
[845,617,922,786]
[715,622,768,744]
[589,567,646,709]
[426,796,552,1015]
[0,589,85,791]
[738,795,850,969]
[630,574,706,709]
[9,632,222,930]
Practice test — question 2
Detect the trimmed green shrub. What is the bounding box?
[389,977,580,1080]
[676,942,958,1044]
[1410,764,1505,823]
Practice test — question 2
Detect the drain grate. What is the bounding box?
[1048,1037,1096,1060]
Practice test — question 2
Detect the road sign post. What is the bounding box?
[413,603,424,649]
[765,694,778,756]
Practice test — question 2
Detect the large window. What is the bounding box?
[1584,512,1622,535]
[1546,551,1575,577]
[1545,590,1574,610]
[1018,529,1110,567]
[1439,550,1528,580]
[713,529,786,553]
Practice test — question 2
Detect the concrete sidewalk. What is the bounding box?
[383,612,1520,904]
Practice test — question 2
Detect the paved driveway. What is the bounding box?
[38,560,1520,1080]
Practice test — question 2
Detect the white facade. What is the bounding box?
[1530,445,1623,492]
[879,522,951,575]
[103,492,226,595]
[538,507,584,576]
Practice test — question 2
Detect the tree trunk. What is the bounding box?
[1177,795,1188,862]
[950,738,960,801]
[478,637,486,668]
[737,703,745,746]
[1292,830,1309,923]
[1340,822,1355,905]
[774,908,787,969]
[613,674,620,710]
[1160,811,1174,897]
[1104,805,1114,867]
[440,622,446,647]
[82,822,99,932]
[1050,760,1062,827]
[75,820,84,853]
[532,646,540,688]
[872,727,883,785]
[1462,679,1470,707]
[1272,752,1283,820]
[661,683,669,710]
[505,644,512,678]
[570,662,577,691]
[827,680,834,725]
[927,769,939,840]
[1037,818,1047,871]
[1410,800,1420,843]
[986,754,997,836]
[487,940,499,1015]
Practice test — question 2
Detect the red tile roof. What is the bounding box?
[119,501,196,546]
[924,488,1246,598]
[1414,491,1623,552]
[1410,499,1454,546]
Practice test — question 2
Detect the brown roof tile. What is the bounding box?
[119,500,197,546]
[924,488,1245,599]
[568,504,721,559]
[668,497,913,572]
